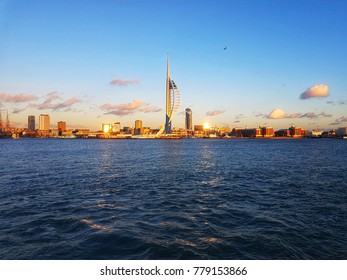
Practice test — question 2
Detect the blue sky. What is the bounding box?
[1,0,347,130]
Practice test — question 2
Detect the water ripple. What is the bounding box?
[0,138,346,259]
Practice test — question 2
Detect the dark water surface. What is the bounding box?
[0,138,346,259]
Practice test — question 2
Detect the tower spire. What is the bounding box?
[157,55,180,136]
[165,54,171,134]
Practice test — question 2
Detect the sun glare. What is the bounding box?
[203,123,210,130]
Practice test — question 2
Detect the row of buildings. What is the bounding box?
[16,112,347,139]
[0,110,346,139]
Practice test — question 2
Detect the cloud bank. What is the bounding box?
[0,93,38,103]
[206,110,225,116]
[267,108,332,119]
[30,92,81,112]
[329,116,347,126]
[100,99,161,116]
[110,78,140,86]
[12,108,26,114]
[300,84,329,99]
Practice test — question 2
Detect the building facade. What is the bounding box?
[102,123,111,133]
[39,114,50,131]
[261,127,274,137]
[112,122,121,133]
[28,115,35,132]
[185,108,192,130]
[336,127,347,137]
[57,121,66,135]
[135,120,142,129]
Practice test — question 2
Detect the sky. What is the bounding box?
[1,0,347,131]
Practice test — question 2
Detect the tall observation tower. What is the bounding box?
[158,55,180,135]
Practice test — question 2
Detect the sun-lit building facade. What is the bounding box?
[135,120,142,129]
[261,126,274,137]
[102,123,111,133]
[39,114,50,131]
[58,121,66,133]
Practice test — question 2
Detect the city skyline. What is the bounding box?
[1,0,347,131]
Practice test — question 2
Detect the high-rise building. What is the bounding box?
[112,122,121,133]
[185,108,192,130]
[28,115,35,132]
[57,121,66,135]
[135,120,142,129]
[39,114,50,131]
[157,55,181,135]
[102,123,111,133]
[134,120,143,135]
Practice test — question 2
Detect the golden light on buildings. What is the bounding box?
[203,123,210,130]
[102,123,110,133]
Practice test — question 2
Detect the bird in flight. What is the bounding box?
[224,47,227,50]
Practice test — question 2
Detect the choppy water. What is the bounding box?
[0,138,346,259]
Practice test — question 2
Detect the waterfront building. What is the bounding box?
[134,120,143,135]
[143,127,151,135]
[39,114,50,131]
[307,129,324,138]
[218,127,231,137]
[157,55,181,135]
[275,129,290,137]
[28,115,35,132]
[231,127,243,137]
[243,128,262,137]
[261,126,274,137]
[51,129,59,137]
[57,121,66,136]
[185,108,192,131]
[102,123,111,133]
[75,129,90,138]
[193,125,204,138]
[112,122,121,133]
[194,125,204,132]
[289,125,302,137]
[123,127,134,135]
[336,127,347,137]
[135,120,142,129]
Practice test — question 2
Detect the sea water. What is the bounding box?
[0,138,346,259]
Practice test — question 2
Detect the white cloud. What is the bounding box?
[30,92,81,112]
[0,92,38,103]
[100,99,161,116]
[267,109,287,119]
[206,110,225,116]
[110,78,140,86]
[267,109,332,119]
[300,84,329,99]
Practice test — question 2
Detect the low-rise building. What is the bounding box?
[261,127,274,137]
[289,126,302,137]
[242,128,262,137]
